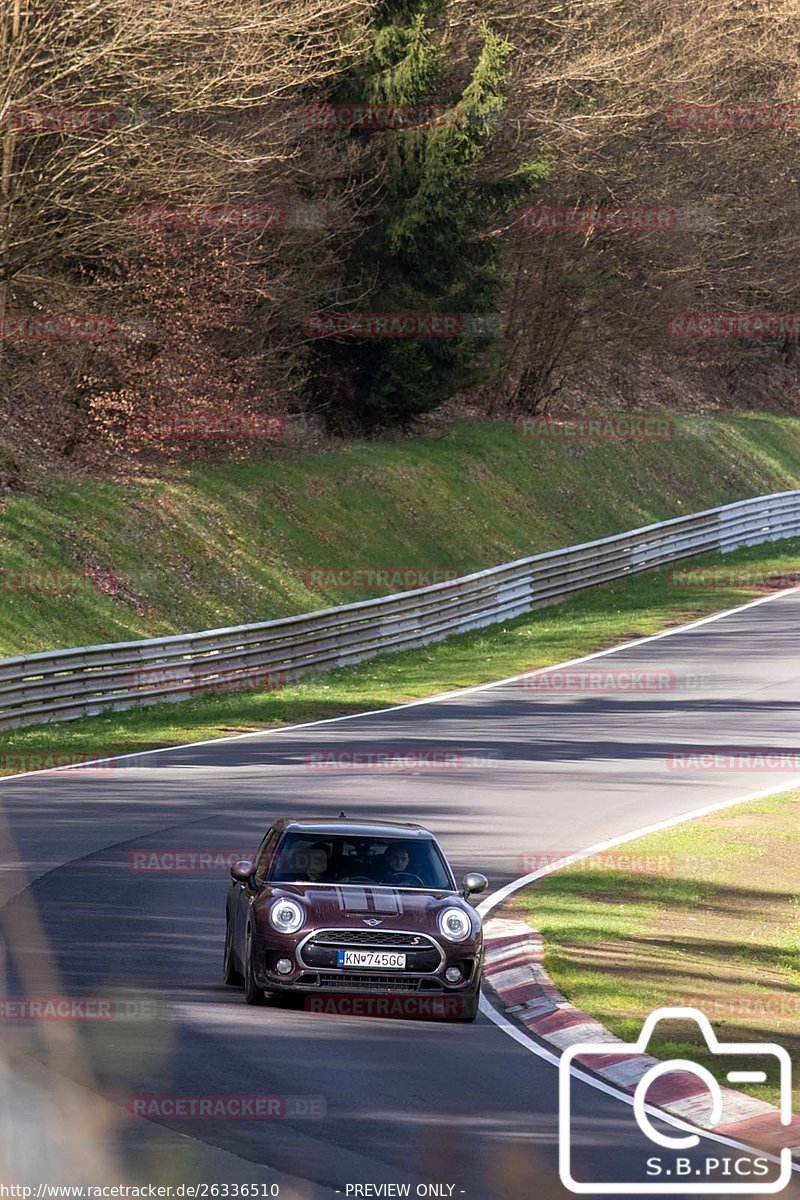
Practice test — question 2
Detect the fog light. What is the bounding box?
[445,966,463,984]
[275,957,294,975]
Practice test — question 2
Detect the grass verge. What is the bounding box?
[1,535,798,773]
[506,789,800,1111]
[1,413,800,657]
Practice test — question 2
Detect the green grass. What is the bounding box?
[1,413,800,657]
[0,411,799,768]
[1,535,798,771]
[507,790,800,1110]
[2,413,797,1126]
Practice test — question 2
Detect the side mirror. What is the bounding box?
[230,859,254,884]
[462,871,488,897]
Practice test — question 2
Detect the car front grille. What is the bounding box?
[299,928,441,973]
[313,929,431,948]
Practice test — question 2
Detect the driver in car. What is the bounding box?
[381,843,415,883]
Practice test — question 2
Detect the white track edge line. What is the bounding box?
[477,773,800,1173]
[2,584,798,784]
[4,567,799,1173]
[479,993,796,1171]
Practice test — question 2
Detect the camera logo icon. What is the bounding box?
[559,1007,793,1194]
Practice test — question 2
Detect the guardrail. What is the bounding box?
[2,489,799,730]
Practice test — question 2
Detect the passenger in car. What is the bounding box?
[306,843,336,882]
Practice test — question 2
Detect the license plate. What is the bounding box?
[337,950,406,969]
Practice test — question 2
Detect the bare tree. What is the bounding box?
[446,0,800,408]
[0,0,374,454]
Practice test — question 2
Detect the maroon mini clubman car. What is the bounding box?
[223,817,488,1020]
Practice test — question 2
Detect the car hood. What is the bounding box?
[257,883,471,927]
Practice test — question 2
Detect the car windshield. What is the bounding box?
[269,833,454,889]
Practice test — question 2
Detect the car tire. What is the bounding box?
[243,928,267,1006]
[222,919,243,986]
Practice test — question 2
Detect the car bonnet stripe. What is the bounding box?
[372,889,403,914]
[339,887,369,912]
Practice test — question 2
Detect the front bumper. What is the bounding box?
[253,932,483,996]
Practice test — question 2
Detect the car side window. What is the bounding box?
[254,827,279,882]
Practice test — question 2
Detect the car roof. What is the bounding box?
[277,818,434,839]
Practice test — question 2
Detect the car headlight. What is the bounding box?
[269,899,304,934]
[438,906,472,942]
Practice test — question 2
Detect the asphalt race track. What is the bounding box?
[2,588,800,1199]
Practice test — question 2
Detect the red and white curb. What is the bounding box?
[483,917,800,1160]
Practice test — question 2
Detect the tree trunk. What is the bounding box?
[0,0,23,372]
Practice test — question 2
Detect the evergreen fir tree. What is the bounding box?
[307,1,551,430]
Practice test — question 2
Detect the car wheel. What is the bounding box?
[243,928,267,1006]
[222,919,243,986]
